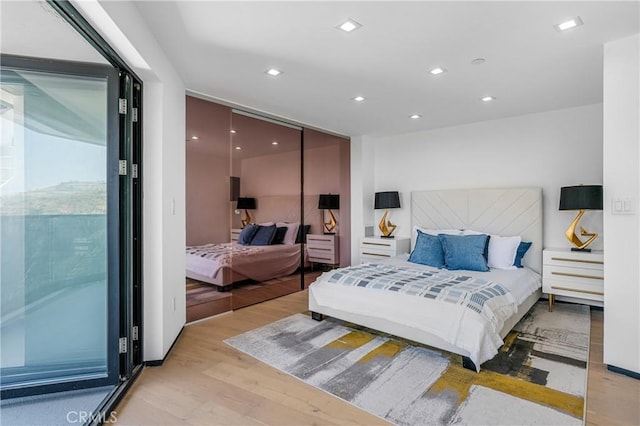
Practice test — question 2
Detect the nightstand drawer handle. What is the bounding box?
[308,238,332,242]
[362,252,391,257]
[363,242,392,247]
[311,257,333,261]
[551,271,603,280]
[550,257,604,265]
[311,248,331,251]
[551,285,604,296]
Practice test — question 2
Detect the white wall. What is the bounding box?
[352,104,604,263]
[75,1,187,362]
[603,34,640,374]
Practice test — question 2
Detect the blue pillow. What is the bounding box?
[438,234,490,272]
[237,224,259,245]
[271,226,287,244]
[408,230,445,268]
[250,224,277,246]
[514,241,532,268]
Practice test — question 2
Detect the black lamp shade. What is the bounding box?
[236,197,256,210]
[375,191,401,209]
[559,185,603,210]
[318,194,339,210]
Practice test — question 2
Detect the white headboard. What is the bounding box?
[411,187,543,273]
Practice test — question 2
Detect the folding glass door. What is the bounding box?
[0,0,142,399]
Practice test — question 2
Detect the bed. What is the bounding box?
[309,187,543,371]
[186,194,322,289]
[186,241,305,289]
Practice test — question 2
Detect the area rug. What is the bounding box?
[224,301,590,425]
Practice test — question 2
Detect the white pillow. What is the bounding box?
[487,235,521,270]
[277,222,299,245]
[462,229,485,235]
[411,226,462,250]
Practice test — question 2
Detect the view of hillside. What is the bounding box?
[0,181,106,215]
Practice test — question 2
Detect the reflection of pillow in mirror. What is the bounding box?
[250,224,277,246]
[271,227,287,244]
[237,224,259,245]
[277,222,299,245]
[296,224,311,244]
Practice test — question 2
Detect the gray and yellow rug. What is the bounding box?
[224,301,590,425]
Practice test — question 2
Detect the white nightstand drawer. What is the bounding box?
[306,234,339,266]
[542,248,604,309]
[359,237,410,264]
[543,251,604,271]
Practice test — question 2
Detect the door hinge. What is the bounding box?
[132,107,138,122]
[119,337,127,354]
[119,160,127,176]
[132,326,139,341]
[131,163,138,179]
[119,98,127,114]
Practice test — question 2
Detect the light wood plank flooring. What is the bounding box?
[114,291,639,425]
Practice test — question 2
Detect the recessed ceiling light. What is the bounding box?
[554,16,583,32]
[429,67,447,75]
[230,129,237,134]
[191,136,199,140]
[337,18,362,33]
[471,58,486,65]
[272,141,279,145]
[265,68,282,77]
[481,96,496,102]
[353,96,365,102]
[409,114,422,119]
[235,146,242,150]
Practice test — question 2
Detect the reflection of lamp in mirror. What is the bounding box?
[559,185,603,252]
[318,194,340,234]
[236,197,256,228]
[375,191,400,238]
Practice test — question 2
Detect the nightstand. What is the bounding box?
[306,234,339,267]
[359,236,411,264]
[543,248,604,311]
[230,228,242,242]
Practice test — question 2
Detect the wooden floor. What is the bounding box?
[114,291,639,425]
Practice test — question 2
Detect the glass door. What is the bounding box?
[0,56,120,396]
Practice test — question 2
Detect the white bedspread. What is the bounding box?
[308,255,541,369]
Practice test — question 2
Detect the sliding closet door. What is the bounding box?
[230,112,303,309]
[0,56,120,396]
[303,128,351,283]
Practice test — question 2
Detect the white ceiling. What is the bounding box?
[134,1,638,137]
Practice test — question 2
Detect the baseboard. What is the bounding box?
[606,364,640,380]
[145,326,184,367]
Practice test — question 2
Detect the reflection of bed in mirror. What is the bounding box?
[185,194,321,289]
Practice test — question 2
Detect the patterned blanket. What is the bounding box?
[185,243,265,269]
[322,263,517,334]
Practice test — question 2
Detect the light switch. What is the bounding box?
[614,200,623,212]
[612,198,635,215]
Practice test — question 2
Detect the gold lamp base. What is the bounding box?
[241,209,252,228]
[323,209,337,234]
[565,209,598,251]
[378,209,397,238]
